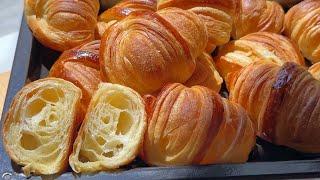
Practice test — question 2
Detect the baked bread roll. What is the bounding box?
[284,0,320,64]
[157,0,284,48]
[2,78,82,175]
[232,0,284,39]
[100,8,208,94]
[96,0,157,39]
[69,83,146,173]
[309,62,320,80]
[49,40,101,120]
[24,0,100,51]
[142,83,255,166]
[158,0,235,52]
[215,32,305,83]
[229,62,320,153]
[185,53,223,92]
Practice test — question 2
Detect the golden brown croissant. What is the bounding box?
[100,8,208,95]
[96,0,157,38]
[24,0,100,51]
[185,53,223,92]
[232,0,284,39]
[2,78,82,175]
[157,0,284,47]
[309,62,320,80]
[142,83,255,166]
[49,40,101,121]
[228,62,320,153]
[158,0,235,52]
[284,0,320,64]
[69,83,146,173]
[215,32,305,83]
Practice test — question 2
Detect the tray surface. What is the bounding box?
[1,16,320,179]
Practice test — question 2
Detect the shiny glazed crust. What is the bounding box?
[142,83,255,166]
[284,0,320,64]
[157,0,284,51]
[49,40,101,121]
[215,32,305,85]
[2,78,82,175]
[69,83,146,173]
[96,0,157,39]
[309,62,320,80]
[229,62,320,153]
[24,0,100,51]
[232,0,284,39]
[185,53,223,92]
[100,8,208,94]
[158,0,235,52]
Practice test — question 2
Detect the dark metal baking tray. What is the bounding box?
[1,16,320,180]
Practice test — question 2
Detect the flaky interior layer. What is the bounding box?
[70,83,146,173]
[4,78,81,175]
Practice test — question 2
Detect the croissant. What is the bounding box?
[96,0,157,39]
[24,0,100,51]
[69,83,146,173]
[157,0,235,52]
[232,0,284,39]
[215,32,305,83]
[228,62,320,153]
[185,53,223,92]
[309,62,320,80]
[142,83,255,166]
[284,0,320,64]
[49,40,101,120]
[100,8,208,94]
[2,78,82,175]
[157,0,284,47]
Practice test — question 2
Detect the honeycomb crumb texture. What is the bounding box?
[77,91,138,163]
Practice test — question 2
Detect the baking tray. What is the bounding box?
[1,16,320,180]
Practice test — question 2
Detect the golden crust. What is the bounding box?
[158,0,235,53]
[100,0,157,22]
[2,78,82,175]
[142,83,255,166]
[49,40,101,121]
[69,83,146,173]
[100,8,208,94]
[96,0,157,39]
[157,0,285,51]
[24,0,100,51]
[185,53,223,92]
[309,62,320,80]
[215,32,305,86]
[284,0,320,64]
[232,0,284,39]
[229,62,320,153]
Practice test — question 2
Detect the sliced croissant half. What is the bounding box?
[2,78,82,175]
[69,83,146,173]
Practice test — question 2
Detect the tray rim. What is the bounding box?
[1,15,320,179]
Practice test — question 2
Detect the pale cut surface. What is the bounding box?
[2,78,82,175]
[69,83,146,173]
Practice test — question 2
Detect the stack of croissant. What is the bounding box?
[2,0,320,176]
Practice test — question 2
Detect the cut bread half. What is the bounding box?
[2,78,82,175]
[69,83,146,173]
